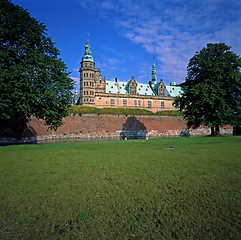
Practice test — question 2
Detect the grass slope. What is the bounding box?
[0,137,241,239]
[68,105,181,116]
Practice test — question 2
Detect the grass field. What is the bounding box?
[0,136,241,239]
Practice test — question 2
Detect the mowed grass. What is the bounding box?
[0,137,241,239]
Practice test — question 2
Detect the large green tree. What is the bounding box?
[174,43,241,135]
[0,0,74,137]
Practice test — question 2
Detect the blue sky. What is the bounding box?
[12,0,241,89]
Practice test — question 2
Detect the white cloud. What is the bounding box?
[77,0,241,83]
[70,76,79,82]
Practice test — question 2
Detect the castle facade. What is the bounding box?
[74,37,184,112]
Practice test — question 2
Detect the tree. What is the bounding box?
[0,0,74,138]
[174,43,241,135]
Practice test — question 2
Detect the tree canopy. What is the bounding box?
[174,43,241,135]
[0,0,74,137]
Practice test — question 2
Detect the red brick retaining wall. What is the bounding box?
[0,114,233,144]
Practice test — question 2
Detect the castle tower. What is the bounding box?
[79,35,105,105]
[79,35,95,105]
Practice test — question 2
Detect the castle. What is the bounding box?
[74,37,184,112]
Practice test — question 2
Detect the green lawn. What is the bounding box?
[0,137,241,239]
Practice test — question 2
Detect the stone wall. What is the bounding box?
[0,114,233,145]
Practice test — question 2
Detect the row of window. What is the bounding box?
[83,91,94,95]
[83,73,94,78]
[110,99,165,108]
[84,81,94,87]
[83,98,94,102]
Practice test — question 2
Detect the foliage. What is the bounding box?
[0,0,74,137]
[0,137,241,239]
[174,43,241,135]
[68,105,181,116]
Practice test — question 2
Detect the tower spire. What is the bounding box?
[82,34,94,62]
[151,56,157,82]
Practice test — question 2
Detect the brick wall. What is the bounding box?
[0,114,233,144]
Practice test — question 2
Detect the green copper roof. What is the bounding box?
[105,80,155,96]
[105,79,184,97]
[166,85,184,97]
[82,36,94,62]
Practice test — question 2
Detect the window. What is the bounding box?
[148,100,152,108]
[134,100,137,107]
[138,100,141,107]
[110,99,115,106]
[84,73,85,77]
[161,101,165,109]
[86,73,88,77]
[123,99,127,107]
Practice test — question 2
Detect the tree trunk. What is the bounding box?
[215,125,220,135]
[211,126,215,136]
